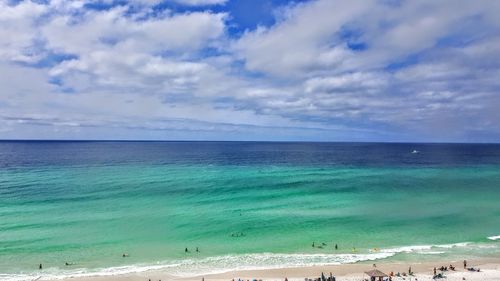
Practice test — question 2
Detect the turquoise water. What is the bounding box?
[1,142,500,280]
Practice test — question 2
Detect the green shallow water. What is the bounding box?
[1,163,500,278]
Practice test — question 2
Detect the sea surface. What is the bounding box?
[1,141,499,280]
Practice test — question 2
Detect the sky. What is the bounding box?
[1,0,500,142]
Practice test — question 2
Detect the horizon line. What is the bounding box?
[0,139,499,145]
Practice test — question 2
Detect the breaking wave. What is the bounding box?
[0,241,493,281]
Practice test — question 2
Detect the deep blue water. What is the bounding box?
[1,141,500,168]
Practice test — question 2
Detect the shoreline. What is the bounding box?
[33,257,500,281]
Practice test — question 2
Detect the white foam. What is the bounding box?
[167,252,396,277]
[378,242,474,256]
[381,245,433,253]
[435,242,471,248]
[487,235,500,241]
[422,251,446,255]
[0,241,489,281]
[0,252,396,281]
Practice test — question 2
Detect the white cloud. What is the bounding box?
[234,0,371,77]
[305,72,388,93]
[114,0,227,7]
[235,0,500,75]
[37,5,230,98]
[1,0,500,141]
[0,1,48,62]
[173,0,227,6]
[42,8,226,54]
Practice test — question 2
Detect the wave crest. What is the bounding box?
[0,252,395,281]
[2,241,495,281]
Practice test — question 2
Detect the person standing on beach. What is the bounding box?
[464,260,467,269]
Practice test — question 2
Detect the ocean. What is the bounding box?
[1,141,499,280]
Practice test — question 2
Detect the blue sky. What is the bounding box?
[1,0,500,142]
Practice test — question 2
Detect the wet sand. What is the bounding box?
[53,258,500,281]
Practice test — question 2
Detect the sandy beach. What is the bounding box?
[51,258,500,281]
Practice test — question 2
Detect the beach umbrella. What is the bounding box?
[364,269,388,278]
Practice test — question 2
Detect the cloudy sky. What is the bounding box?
[1,0,500,142]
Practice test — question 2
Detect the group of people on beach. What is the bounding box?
[432,260,480,279]
[151,260,481,281]
[388,268,412,280]
[303,272,336,281]
[230,273,337,281]
[433,264,455,274]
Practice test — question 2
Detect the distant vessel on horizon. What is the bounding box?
[411,149,420,154]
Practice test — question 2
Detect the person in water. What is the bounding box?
[185,247,189,253]
[335,244,338,250]
[196,247,199,252]
[312,242,315,247]
[39,264,42,270]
